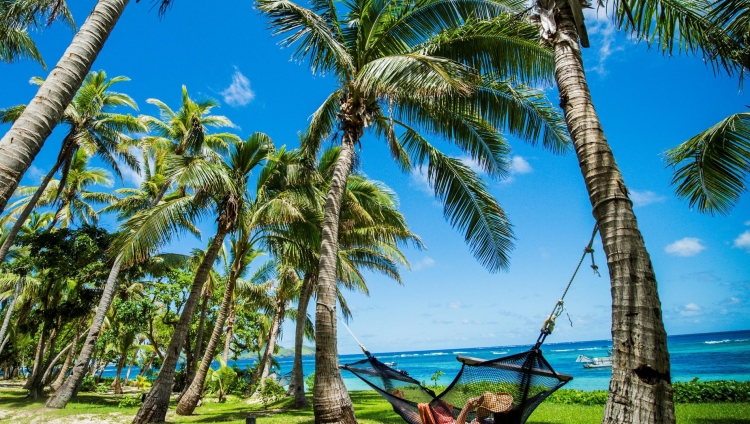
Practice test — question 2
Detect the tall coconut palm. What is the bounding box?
[132,134,275,424]
[176,145,314,415]
[0,0,74,66]
[528,0,700,421]
[0,0,132,214]
[0,70,143,264]
[46,87,238,409]
[0,0,176,215]
[257,0,568,420]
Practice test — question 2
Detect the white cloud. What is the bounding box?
[745,220,750,226]
[583,9,623,75]
[221,67,255,107]
[433,319,452,324]
[630,189,667,207]
[456,156,485,174]
[410,167,432,194]
[462,319,483,325]
[28,165,45,182]
[665,238,706,257]
[680,303,702,317]
[733,231,750,253]
[448,301,464,309]
[509,156,532,174]
[413,257,436,271]
[728,297,742,305]
[117,147,145,187]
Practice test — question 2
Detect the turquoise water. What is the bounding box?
[105,330,750,391]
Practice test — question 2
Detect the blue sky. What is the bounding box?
[1,1,749,355]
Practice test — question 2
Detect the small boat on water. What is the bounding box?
[383,362,398,367]
[576,352,612,369]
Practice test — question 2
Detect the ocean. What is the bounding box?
[105,329,750,391]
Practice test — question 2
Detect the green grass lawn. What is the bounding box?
[0,386,749,423]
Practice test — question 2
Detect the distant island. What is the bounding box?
[238,345,315,360]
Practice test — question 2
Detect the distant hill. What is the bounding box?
[238,345,315,360]
[275,345,315,358]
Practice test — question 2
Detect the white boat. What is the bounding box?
[383,362,398,367]
[576,353,612,369]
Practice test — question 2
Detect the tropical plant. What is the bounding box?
[0,0,74,66]
[46,86,236,409]
[257,0,567,419]
[0,0,165,215]
[205,355,237,403]
[133,134,274,423]
[0,70,143,265]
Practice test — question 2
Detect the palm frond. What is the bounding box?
[666,111,750,214]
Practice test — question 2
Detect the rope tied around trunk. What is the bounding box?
[536,224,599,348]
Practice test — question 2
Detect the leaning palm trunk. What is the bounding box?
[48,183,171,408]
[314,128,358,423]
[255,300,285,394]
[0,276,23,356]
[24,325,46,391]
[223,307,235,362]
[51,324,88,391]
[112,352,127,394]
[287,272,313,408]
[176,257,240,416]
[552,6,674,423]
[46,258,123,408]
[0,0,129,214]
[133,221,232,424]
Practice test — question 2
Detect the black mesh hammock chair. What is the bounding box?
[341,226,600,424]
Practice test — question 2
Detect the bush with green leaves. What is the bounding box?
[259,378,286,406]
[673,379,750,403]
[304,372,315,393]
[548,389,608,405]
[79,375,97,392]
[118,395,141,408]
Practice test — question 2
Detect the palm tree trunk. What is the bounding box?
[0,276,23,356]
[51,324,88,392]
[176,255,241,416]
[0,0,130,215]
[41,333,80,386]
[139,354,154,377]
[287,272,313,408]
[112,353,127,394]
[180,294,208,396]
[552,6,674,423]
[46,257,123,408]
[259,301,284,389]
[223,307,235,363]
[124,352,136,385]
[24,324,48,390]
[28,326,56,399]
[133,222,231,424]
[314,125,358,424]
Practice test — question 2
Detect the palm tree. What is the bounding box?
[0,0,177,215]
[133,134,274,423]
[525,0,727,420]
[257,0,567,419]
[0,70,143,264]
[176,145,303,415]
[46,86,238,409]
[0,0,74,66]
[0,0,136,214]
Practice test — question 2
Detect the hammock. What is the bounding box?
[341,226,599,424]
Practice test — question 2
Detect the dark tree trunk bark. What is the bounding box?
[51,323,87,391]
[287,272,314,408]
[46,258,123,408]
[551,6,674,424]
[133,222,231,424]
[313,116,359,423]
[176,254,241,415]
[0,0,130,214]
[0,276,23,357]
[112,352,127,394]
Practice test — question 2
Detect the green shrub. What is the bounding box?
[79,376,97,392]
[673,379,750,403]
[548,389,608,405]
[304,372,315,393]
[117,396,141,408]
[260,378,286,406]
[95,383,110,394]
